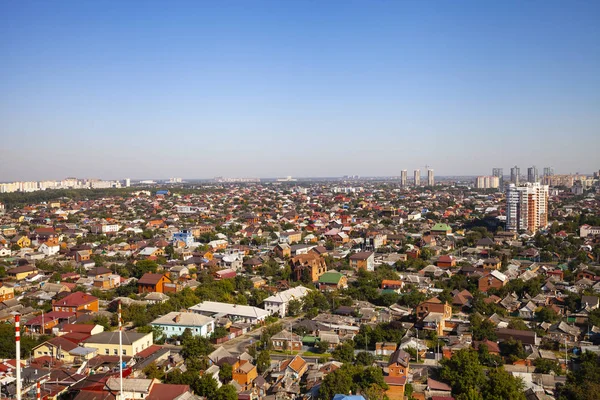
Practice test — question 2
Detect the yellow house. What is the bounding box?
[0,284,15,301]
[82,331,153,357]
[33,336,82,363]
[14,236,31,248]
[8,265,38,281]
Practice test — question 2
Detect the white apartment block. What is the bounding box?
[506,183,549,233]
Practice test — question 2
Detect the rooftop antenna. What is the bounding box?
[118,301,124,399]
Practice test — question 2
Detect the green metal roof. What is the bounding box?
[431,223,452,232]
[318,271,344,284]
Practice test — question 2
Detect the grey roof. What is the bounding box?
[83,331,151,345]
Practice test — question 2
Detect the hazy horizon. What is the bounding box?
[2,1,599,181]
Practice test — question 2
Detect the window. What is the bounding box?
[123,349,126,355]
[114,349,118,355]
[105,349,109,355]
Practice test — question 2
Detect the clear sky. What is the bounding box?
[1,1,599,181]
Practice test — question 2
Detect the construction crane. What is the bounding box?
[422,164,432,170]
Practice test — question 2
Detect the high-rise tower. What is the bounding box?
[427,169,434,186]
[510,166,520,186]
[414,169,420,186]
[400,170,407,187]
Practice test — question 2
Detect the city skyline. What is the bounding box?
[2,1,599,180]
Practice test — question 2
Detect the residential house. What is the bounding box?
[483,258,502,270]
[385,348,410,400]
[349,251,375,271]
[431,223,452,236]
[270,330,302,352]
[0,284,15,302]
[317,271,348,291]
[496,328,537,346]
[273,243,291,259]
[416,297,452,336]
[150,312,215,338]
[291,253,327,282]
[436,255,456,268]
[189,301,269,325]
[52,292,99,313]
[138,247,165,258]
[279,355,308,380]
[75,249,92,263]
[82,331,153,357]
[263,286,310,317]
[479,270,508,292]
[8,264,38,281]
[33,336,81,363]
[233,360,258,391]
[138,273,175,294]
[279,231,302,245]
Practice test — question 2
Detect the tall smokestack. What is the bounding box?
[36,380,41,400]
[15,313,21,400]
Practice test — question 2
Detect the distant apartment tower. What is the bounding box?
[543,167,554,177]
[400,170,407,187]
[527,166,538,183]
[492,168,504,187]
[505,182,549,233]
[427,169,434,186]
[476,176,500,189]
[414,169,420,186]
[125,178,131,188]
[510,166,520,186]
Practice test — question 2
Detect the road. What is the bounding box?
[221,315,302,355]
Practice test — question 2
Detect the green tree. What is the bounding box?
[355,351,375,366]
[332,342,355,363]
[256,350,271,373]
[440,349,486,396]
[315,340,330,354]
[483,367,526,400]
[143,362,165,380]
[192,374,218,398]
[215,384,238,400]
[499,338,526,362]
[181,331,214,360]
[219,363,232,382]
[287,299,302,316]
[533,358,562,375]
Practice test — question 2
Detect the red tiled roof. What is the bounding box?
[53,292,98,307]
[25,311,75,326]
[146,384,190,400]
[62,324,97,334]
[384,376,407,385]
[136,344,163,359]
[138,273,168,285]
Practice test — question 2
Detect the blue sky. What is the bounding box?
[1,1,599,180]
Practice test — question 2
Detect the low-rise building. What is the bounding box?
[263,286,310,317]
[150,312,215,338]
[82,331,153,357]
[189,301,269,325]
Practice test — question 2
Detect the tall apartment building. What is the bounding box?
[414,170,420,186]
[476,176,500,189]
[427,169,434,186]
[125,178,131,187]
[505,183,549,233]
[492,168,504,187]
[527,166,539,183]
[400,170,407,187]
[510,166,520,186]
[543,167,554,177]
